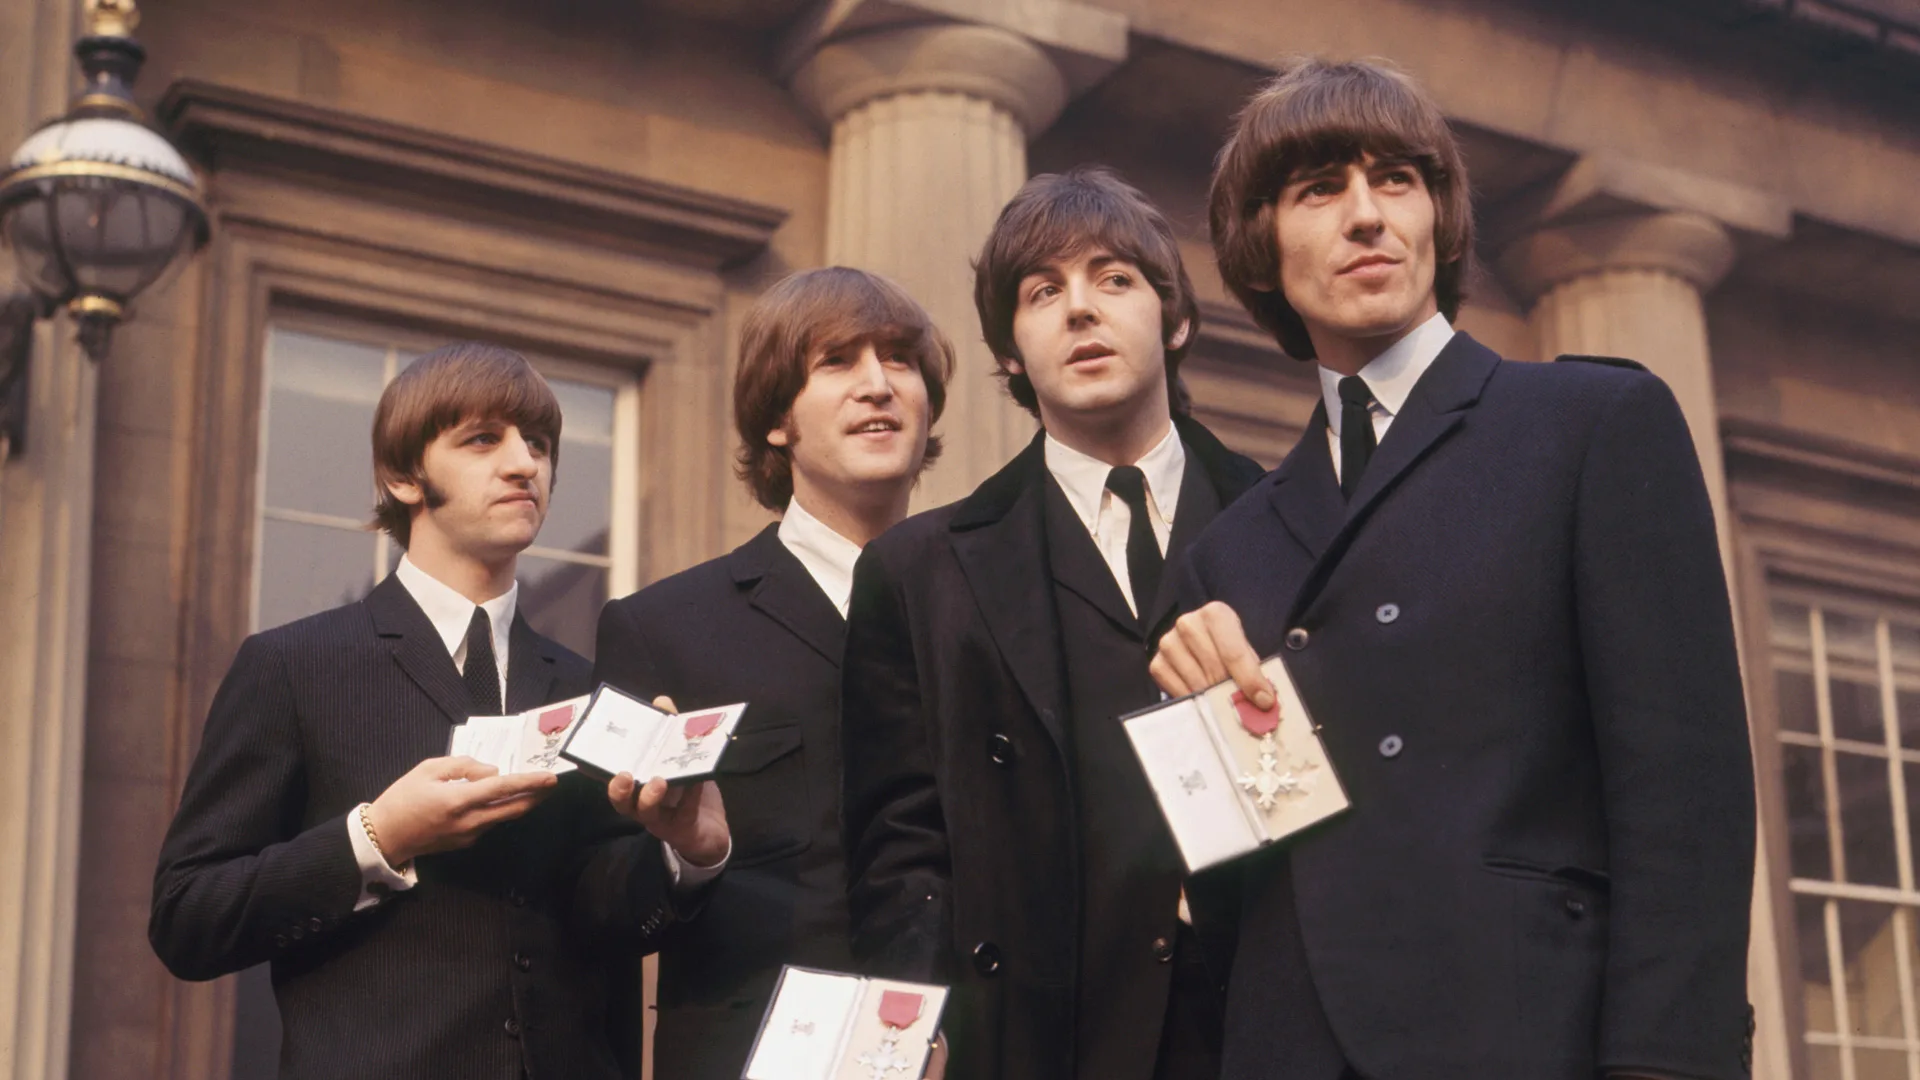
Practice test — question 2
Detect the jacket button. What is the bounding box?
[1375,603,1400,624]
[308,917,324,932]
[1378,735,1403,759]
[503,1017,521,1038]
[507,889,526,908]
[1564,896,1588,919]
[274,934,288,949]
[513,952,532,972]
[1151,936,1174,963]
[288,926,304,941]
[988,734,1014,766]
[1285,628,1310,651]
[972,941,1002,977]
[1040,708,1056,725]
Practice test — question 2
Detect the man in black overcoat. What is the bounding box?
[594,267,954,1080]
[150,343,729,1080]
[840,168,1267,1080]
[1150,57,1756,1080]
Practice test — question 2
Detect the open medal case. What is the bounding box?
[741,966,947,1080]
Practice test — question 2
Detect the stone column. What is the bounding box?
[787,4,1125,509]
[1502,195,1790,1080]
[0,0,91,1078]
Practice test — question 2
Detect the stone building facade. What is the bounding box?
[2,0,1918,1077]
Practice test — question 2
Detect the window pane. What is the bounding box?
[1787,743,1835,881]
[1801,894,1839,1034]
[1775,600,1814,653]
[1808,1044,1842,1080]
[1833,677,1888,746]
[262,328,387,521]
[1829,611,1881,667]
[1854,1047,1908,1080]
[257,519,379,632]
[1779,669,1819,735]
[541,377,614,558]
[519,555,607,662]
[1838,900,1907,1038]
[1836,751,1900,888]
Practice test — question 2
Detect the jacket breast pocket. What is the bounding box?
[715,723,810,869]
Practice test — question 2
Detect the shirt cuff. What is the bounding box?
[346,804,417,911]
[661,836,731,894]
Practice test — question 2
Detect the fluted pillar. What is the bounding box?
[1502,206,1789,1080]
[0,0,91,1078]
[789,12,1122,509]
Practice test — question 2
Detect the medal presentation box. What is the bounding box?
[559,684,747,784]
[448,694,592,775]
[1123,655,1349,873]
[742,966,947,1080]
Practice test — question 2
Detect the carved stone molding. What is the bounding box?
[790,22,1069,134]
[157,80,787,271]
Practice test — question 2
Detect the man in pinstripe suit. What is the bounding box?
[151,342,730,1080]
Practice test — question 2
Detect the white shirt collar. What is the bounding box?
[1318,312,1455,436]
[1043,421,1186,536]
[776,496,864,618]
[394,554,516,664]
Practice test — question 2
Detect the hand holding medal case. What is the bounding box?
[741,966,947,1080]
[447,694,592,775]
[559,684,747,784]
[1123,654,1349,873]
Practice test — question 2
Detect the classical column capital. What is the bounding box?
[790,22,1069,134]
[780,0,1127,136]
[1498,210,1737,304]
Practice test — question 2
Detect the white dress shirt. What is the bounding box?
[348,556,724,910]
[778,496,865,618]
[1043,421,1186,618]
[1319,311,1455,482]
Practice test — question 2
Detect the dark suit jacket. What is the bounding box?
[594,525,854,1080]
[151,574,674,1080]
[840,415,1264,1080]
[1179,334,1755,1080]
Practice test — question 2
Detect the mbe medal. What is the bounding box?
[855,990,924,1079]
[525,704,575,769]
[662,709,724,770]
[1231,690,1317,811]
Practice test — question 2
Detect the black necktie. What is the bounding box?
[1338,375,1377,500]
[1105,465,1163,625]
[463,607,502,715]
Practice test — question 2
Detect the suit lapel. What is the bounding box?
[505,613,559,713]
[949,436,1069,752]
[1041,474,1141,640]
[1267,405,1345,562]
[1145,450,1223,638]
[733,524,846,668]
[366,574,473,724]
[1287,333,1501,619]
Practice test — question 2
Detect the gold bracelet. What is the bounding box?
[360,805,410,871]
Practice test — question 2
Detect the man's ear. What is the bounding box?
[998,355,1025,377]
[1167,319,1192,352]
[385,475,426,509]
[766,423,791,448]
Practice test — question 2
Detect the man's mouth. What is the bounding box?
[1339,254,1399,275]
[848,417,902,435]
[1067,342,1116,364]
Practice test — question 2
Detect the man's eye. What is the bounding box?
[1381,169,1416,187]
[1029,284,1059,303]
[820,354,849,367]
[1104,272,1133,289]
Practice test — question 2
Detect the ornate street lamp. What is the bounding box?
[0,0,208,454]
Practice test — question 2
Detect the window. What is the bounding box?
[1773,590,1920,1079]
[251,320,638,657]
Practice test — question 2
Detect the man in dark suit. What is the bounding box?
[1149,57,1755,1080]
[150,342,730,1080]
[841,168,1267,1080]
[594,267,954,1080]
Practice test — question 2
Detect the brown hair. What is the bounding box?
[371,341,562,548]
[734,267,956,512]
[973,167,1200,418]
[1209,56,1474,360]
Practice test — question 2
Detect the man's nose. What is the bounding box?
[1343,173,1385,237]
[853,345,894,399]
[1065,279,1100,326]
[500,428,539,475]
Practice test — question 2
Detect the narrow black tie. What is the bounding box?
[463,607,502,715]
[1105,465,1164,625]
[1338,375,1377,500]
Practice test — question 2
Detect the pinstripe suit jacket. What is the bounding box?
[151,574,672,1080]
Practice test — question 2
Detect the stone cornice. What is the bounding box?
[156,80,787,271]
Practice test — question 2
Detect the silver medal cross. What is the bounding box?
[856,1029,918,1078]
[661,736,710,770]
[1238,731,1313,811]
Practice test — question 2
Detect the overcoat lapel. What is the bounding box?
[1286,333,1501,620]
[948,435,1069,753]
[1042,475,1140,640]
[366,574,473,724]
[1266,406,1345,564]
[505,613,560,714]
[732,525,846,668]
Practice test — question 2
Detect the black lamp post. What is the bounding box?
[0,0,209,455]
